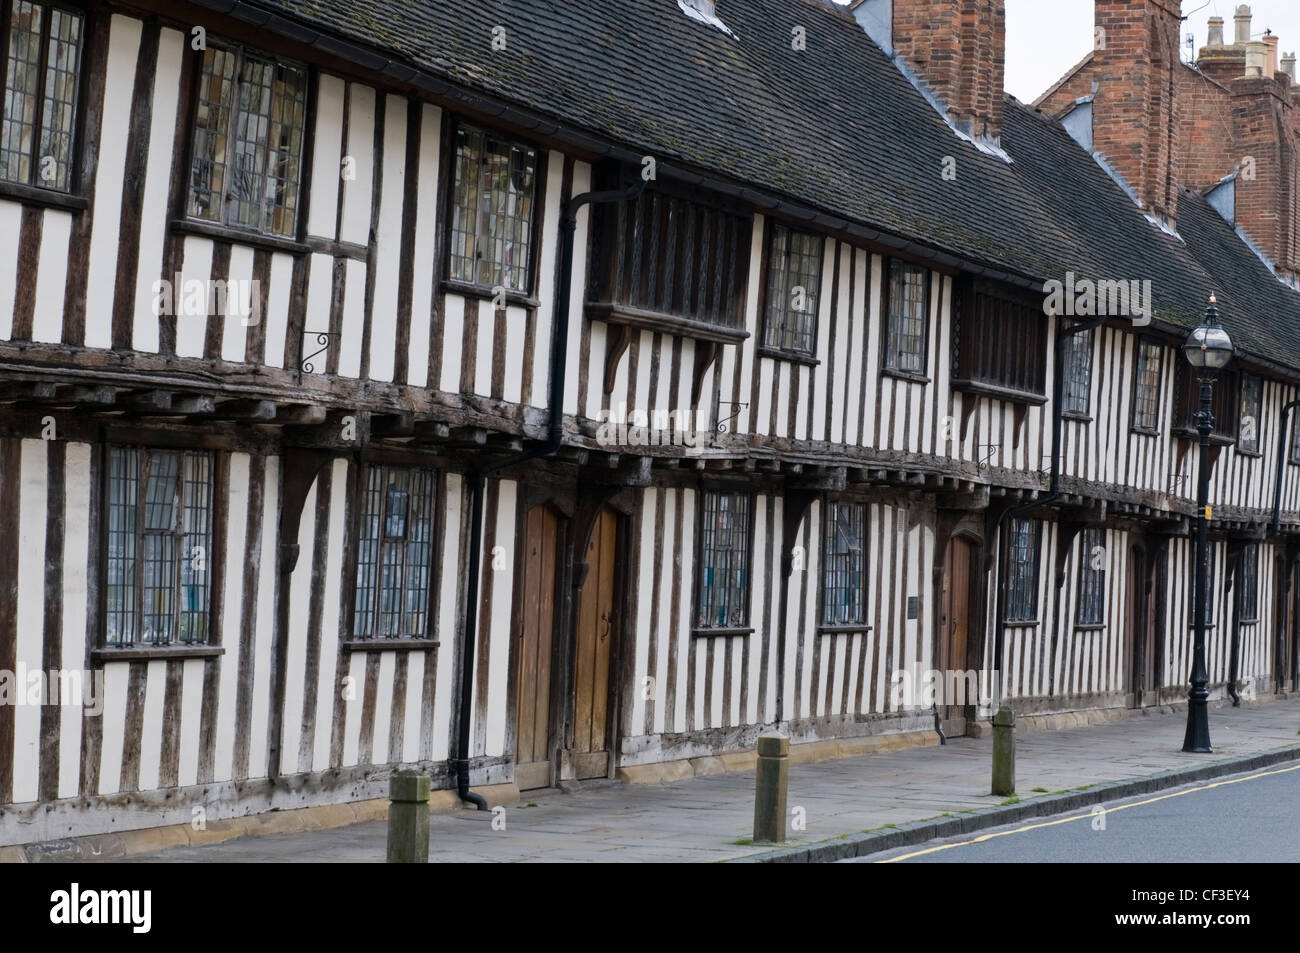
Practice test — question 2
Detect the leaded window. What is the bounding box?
[822,501,866,626]
[449,122,537,293]
[696,491,751,629]
[762,222,823,356]
[105,448,214,647]
[1004,518,1041,623]
[1239,544,1259,623]
[353,466,437,639]
[187,42,307,237]
[1238,373,1261,454]
[1132,340,1163,433]
[1291,404,1300,464]
[885,260,929,374]
[1076,527,1106,626]
[1061,328,1093,416]
[1190,543,1216,627]
[0,0,83,191]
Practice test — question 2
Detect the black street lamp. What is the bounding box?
[1180,294,1234,753]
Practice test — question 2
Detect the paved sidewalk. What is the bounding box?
[126,698,1300,863]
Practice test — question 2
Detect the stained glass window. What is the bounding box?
[187,42,307,237]
[0,1,83,191]
[449,122,537,293]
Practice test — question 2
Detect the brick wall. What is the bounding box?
[893,0,1005,140]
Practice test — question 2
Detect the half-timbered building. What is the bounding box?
[2,0,1300,846]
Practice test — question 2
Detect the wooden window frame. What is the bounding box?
[442,117,543,301]
[1237,372,1262,457]
[99,445,217,652]
[952,279,1049,403]
[759,219,824,360]
[1239,544,1259,624]
[882,258,931,381]
[0,0,91,207]
[182,38,310,240]
[586,174,752,339]
[347,462,440,644]
[1074,527,1106,627]
[1130,338,1164,436]
[1003,517,1041,624]
[1060,327,1094,419]
[819,498,870,631]
[692,489,754,636]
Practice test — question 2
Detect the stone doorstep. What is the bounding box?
[1,781,522,864]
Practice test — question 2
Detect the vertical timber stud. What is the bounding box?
[387,769,431,863]
[267,448,334,780]
[991,706,1015,796]
[753,732,789,844]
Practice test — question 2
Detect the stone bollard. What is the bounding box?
[386,769,430,863]
[991,706,1016,797]
[753,732,789,844]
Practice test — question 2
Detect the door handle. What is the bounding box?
[600,611,613,643]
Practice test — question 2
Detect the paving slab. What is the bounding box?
[116,697,1300,863]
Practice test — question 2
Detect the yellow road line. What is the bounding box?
[878,762,1300,863]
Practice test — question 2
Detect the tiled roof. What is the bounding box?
[255,0,1300,371]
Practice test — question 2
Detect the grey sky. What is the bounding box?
[1005,0,1300,104]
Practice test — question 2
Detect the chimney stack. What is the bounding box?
[1234,5,1252,46]
[891,0,1007,143]
[1207,17,1225,48]
[1283,51,1297,85]
[1091,0,1183,223]
[1264,33,1279,77]
[1246,40,1266,77]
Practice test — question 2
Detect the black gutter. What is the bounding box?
[452,176,646,809]
[991,316,1104,707]
[1270,399,1300,535]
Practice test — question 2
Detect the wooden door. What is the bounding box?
[939,537,972,736]
[515,505,559,791]
[568,507,618,779]
[1128,546,1158,707]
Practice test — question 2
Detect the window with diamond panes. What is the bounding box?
[696,491,751,629]
[186,42,307,237]
[1076,528,1106,626]
[105,448,214,647]
[822,501,866,626]
[1132,341,1164,433]
[0,0,84,191]
[353,466,437,639]
[1061,328,1094,415]
[763,222,823,356]
[1238,373,1261,454]
[1004,518,1041,623]
[448,122,537,293]
[885,260,929,374]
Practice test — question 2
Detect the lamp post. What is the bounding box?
[1180,294,1234,753]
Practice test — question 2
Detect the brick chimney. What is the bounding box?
[1092,0,1184,224]
[1230,55,1299,276]
[891,0,1006,143]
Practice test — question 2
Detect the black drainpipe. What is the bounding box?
[1228,550,1242,706]
[991,316,1103,709]
[453,176,646,808]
